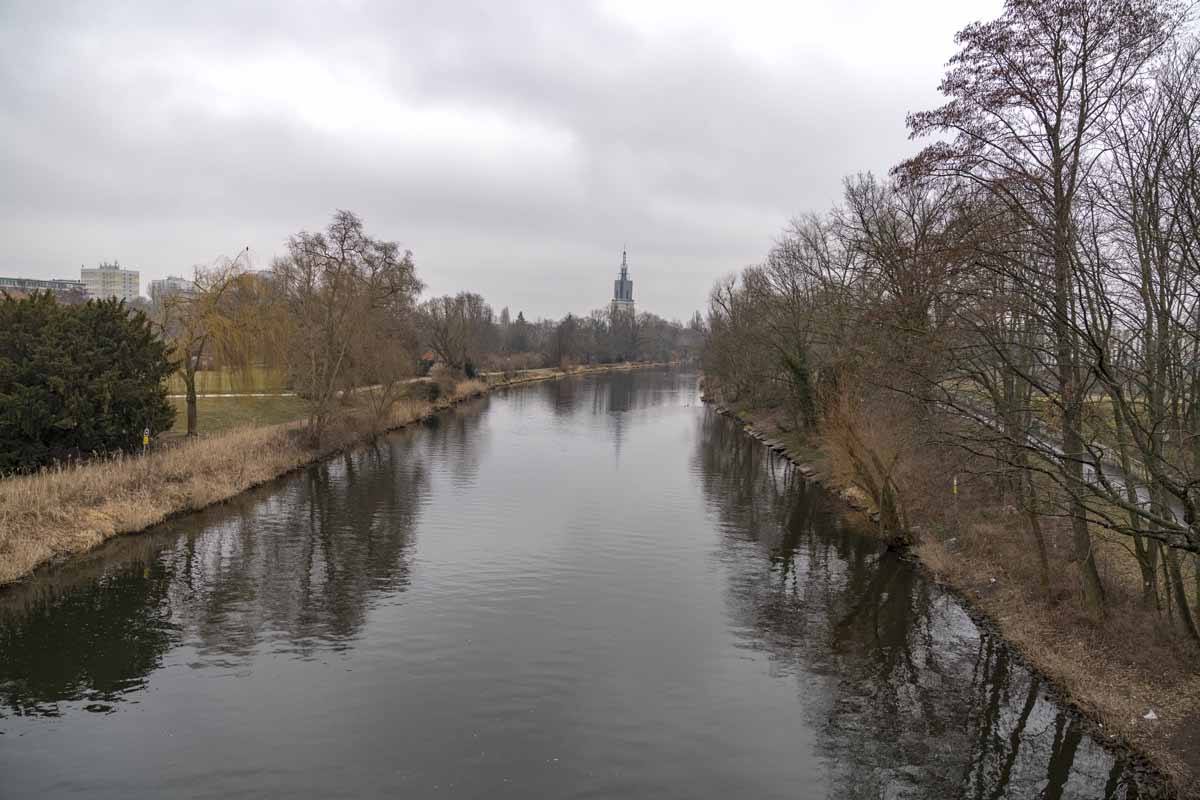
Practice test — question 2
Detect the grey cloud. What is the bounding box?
[0,0,994,320]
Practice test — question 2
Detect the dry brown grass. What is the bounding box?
[0,363,672,589]
[0,424,303,586]
[454,378,488,397]
[0,396,456,587]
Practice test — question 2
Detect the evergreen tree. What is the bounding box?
[0,293,174,471]
[510,311,530,352]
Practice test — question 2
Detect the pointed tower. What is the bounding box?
[611,248,635,315]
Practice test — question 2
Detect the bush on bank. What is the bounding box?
[0,293,174,472]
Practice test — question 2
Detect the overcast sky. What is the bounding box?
[1,0,1001,321]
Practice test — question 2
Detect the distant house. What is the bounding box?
[418,350,438,375]
[81,261,140,302]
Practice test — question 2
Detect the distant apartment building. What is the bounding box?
[148,275,195,304]
[0,275,88,299]
[81,261,140,301]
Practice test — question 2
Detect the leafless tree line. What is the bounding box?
[156,212,701,443]
[703,0,1200,633]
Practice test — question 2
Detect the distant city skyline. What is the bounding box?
[1,0,1002,321]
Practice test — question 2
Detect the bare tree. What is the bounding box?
[272,210,422,440]
[421,292,494,375]
[903,0,1178,611]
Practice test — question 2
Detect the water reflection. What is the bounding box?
[694,408,1146,799]
[0,432,430,717]
[0,560,177,717]
[423,397,491,489]
[0,372,1164,799]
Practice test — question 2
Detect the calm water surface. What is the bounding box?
[0,371,1155,798]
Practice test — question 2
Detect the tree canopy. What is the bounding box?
[0,293,174,471]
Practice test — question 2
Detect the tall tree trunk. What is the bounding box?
[1162,544,1176,626]
[1053,200,1105,612]
[1004,369,1051,598]
[1022,468,1052,599]
[1058,341,1106,612]
[1165,547,1200,643]
[1109,387,1159,607]
[184,364,198,437]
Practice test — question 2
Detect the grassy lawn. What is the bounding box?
[166,366,288,395]
[168,395,310,436]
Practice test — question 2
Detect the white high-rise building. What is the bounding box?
[81,261,140,302]
[148,275,194,304]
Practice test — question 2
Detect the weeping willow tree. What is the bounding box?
[157,250,277,436]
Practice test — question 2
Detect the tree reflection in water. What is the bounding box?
[0,431,431,717]
[0,375,1165,800]
[0,561,177,717]
[693,409,1148,800]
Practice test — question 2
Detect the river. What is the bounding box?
[0,370,1159,798]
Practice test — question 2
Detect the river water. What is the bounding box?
[0,371,1157,798]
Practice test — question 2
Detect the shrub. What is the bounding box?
[428,364,459,401]
[0,293,175,471]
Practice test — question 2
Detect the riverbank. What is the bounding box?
[0,362,670,589]
[707,398,1200,798]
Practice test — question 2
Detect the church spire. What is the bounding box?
[612,247,634,312]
